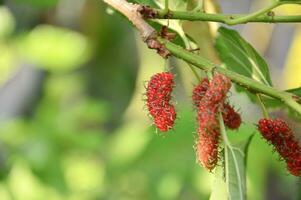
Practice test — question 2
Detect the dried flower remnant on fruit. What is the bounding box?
[258,118,301,176]
[146,72,176,132]
[195,74,232,170]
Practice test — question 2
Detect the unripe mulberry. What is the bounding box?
[146,72,176,132]
[258,118,301,176]
[195,74,232,170]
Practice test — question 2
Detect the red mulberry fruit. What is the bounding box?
[222,103,242,130]
[195,74,232,170]
[192,78,209,108]
[203,74,232,107]
[192,77,241,130]
[196,127,220,170]
[258,118,301,176]
[146,72,176,132]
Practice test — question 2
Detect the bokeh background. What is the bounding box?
[0,0,300,199]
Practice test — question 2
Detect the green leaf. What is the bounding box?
[216,27,273,87]
[277,0,301,3]
[213,113,254,200]
[225,134,254,200]
[210,136,253,200]
[287,87,301,98]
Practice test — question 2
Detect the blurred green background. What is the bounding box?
[0,0,300,199]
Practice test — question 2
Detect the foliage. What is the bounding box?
[0,0,300,200]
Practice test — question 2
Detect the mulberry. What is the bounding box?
[192,77,241,130]
[222,103,242,130]
[258,118,301,176]
[196,128,220,170]
[192,78,209,108]
[146,72,176,132]
[196,74,232,170]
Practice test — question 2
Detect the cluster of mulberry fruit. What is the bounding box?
[258,118,301,176]
[194,74,239,170]
[145,72,241,170]
[145,71,301,176]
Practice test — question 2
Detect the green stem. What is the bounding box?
[256,94,269,118]
[188,63,201,81]
[206,70,213,80]
[162,0,169,16]
[226,1,280,25]
[219,112,231,146]
[158,38,301,115]
[184,39,201,81]
[154,7,301,25]
[218,111,231,196]
[164,58,169,71]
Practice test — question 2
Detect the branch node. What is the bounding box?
[146,37,171,58]
[137,5,158,18]
[160,26,176,41]
[163,10,173,19]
